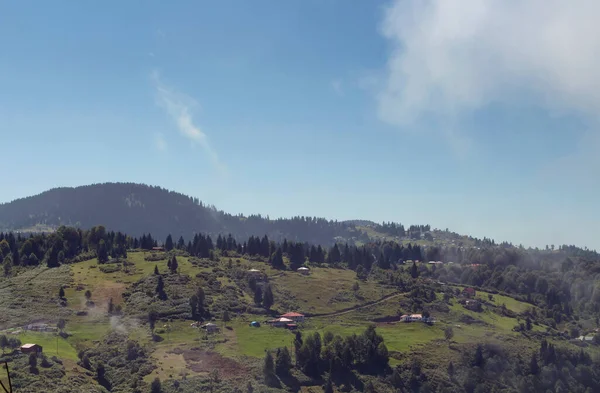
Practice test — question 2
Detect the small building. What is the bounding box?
[281,312,305,323]
[268,317,294,327]
[400,314,423,322]
[577,335,594,342]
[285,324,298,330]
[152,246,165,252]
[201,323,219,333]
[21,343,43,354]
[297,267,310,275]
[462,287,476,298]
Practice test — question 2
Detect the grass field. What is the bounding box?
[15,331,79,361]
[270,267,395,314]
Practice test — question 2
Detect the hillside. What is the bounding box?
[0,183,365,245]
[1,226,600,393]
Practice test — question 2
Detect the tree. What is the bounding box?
[154,265,159,275]
[269,247,284,269]
[84,290,92,301]
[263,285,274,310]
[151,377,162,393]
[58,286,65,299]
[108,298,114,315]
[169,256,178,273]
[0,335,7,354]
[263,351,275,381]
[57,319,66,333]
[410,261,419,279]
[254,286,263,306]
[165,235,174,251]
[196,287,205,317]
[529,353,539,375]
[97,239,109,263]
[444,326,454,342]
[3,256,12,277]
[156,276,166,300]
[526,317,532,331]
[29,352,37,371]
[448,361,455,376]
[190,295,199,320]
[474,344,484,368]
[148,310,158,333]
[223,310,231,323]
[275,347,292,376]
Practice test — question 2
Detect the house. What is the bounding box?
[285,324,298,330]
[268,317,293,327]
[400,314,423,322]
[20,343,43,354]
[201,323,219,333]
[577,335,594,342]
[281,312,305,323]
[152,246,165,252]
[247,268,262,276]
[297,267,310,275]
[25,323,55,332]
[462,287,476,298]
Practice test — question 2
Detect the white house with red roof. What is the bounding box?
[280,312,305,323]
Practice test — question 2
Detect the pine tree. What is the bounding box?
[530,353,539,375]
[108,298,114,315]
[58,286,65,299]
[165,235,173,251]
[410,261,419,279]
[154,265,159,275]
[263,351,274,381]
[275,347,292,376]
[324,378,334,393]
[169,256,178,273]
[263,285,274,310]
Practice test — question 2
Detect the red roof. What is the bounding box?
[463,287,476,294]
[281,312,304,317]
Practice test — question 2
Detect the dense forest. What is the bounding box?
[0,183,366,245]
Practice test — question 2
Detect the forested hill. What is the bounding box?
[0,183,366,244]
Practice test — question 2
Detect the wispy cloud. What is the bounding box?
[154,132,167,151]
[151,71,226,173]
[377,0,600,160]
[331,79,344,96]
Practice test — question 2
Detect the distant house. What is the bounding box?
[281,312,305,323]
[152,246,165,252]
[268,317,294,327]
[400,314,423,322]
[462,288,476,298]
[577,335,594,342]
[20,343,43,354]
[297,267,310,275]
[285,323,298,330]
[25,323,55,332]
[201,323,219,333]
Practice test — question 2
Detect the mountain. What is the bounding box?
[0,183,366,245]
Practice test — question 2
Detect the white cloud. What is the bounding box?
[378,0,600,126]
[154,133,167,151]
[152,71,226,173]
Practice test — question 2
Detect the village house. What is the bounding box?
[20,343,43,354]
[152,246,165,252]
[281,312,305,323]
[268,317,294,327]
[464,300,482,311]
[462,287,476,298]
[400,314,423,322]
[297,267,310,275]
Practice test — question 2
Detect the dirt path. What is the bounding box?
[308,291,403,318]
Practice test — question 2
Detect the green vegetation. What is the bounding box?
[1,222,600,393]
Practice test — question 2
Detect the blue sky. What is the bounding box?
[1,0,599,249]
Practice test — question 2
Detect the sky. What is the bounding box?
[1,0,599,250]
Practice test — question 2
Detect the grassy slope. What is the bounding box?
[1,249,592,392]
